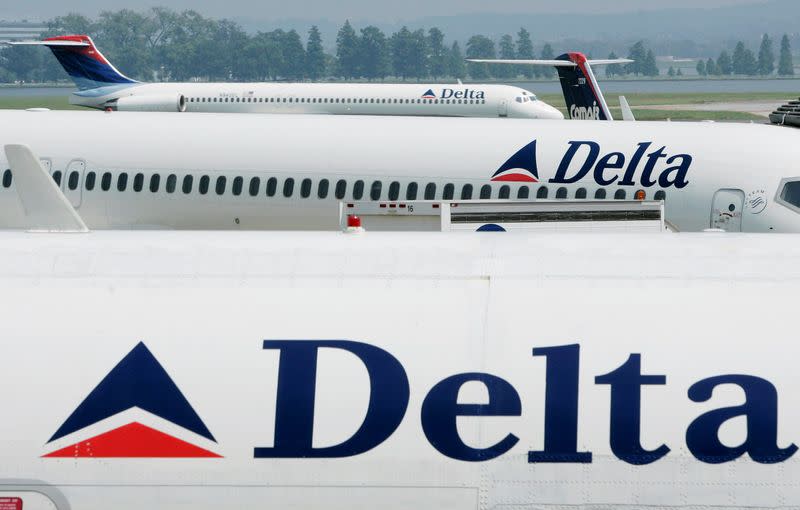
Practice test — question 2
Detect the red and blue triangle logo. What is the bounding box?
[422,89,436,99]
[44,342,220,458]
[491,140,539,183]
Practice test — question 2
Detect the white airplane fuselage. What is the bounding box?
[1,110,800,232]
[74,81,564,119]
[1,230,800,510]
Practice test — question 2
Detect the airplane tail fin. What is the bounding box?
[554,53,614,121]
[6,35,137,90]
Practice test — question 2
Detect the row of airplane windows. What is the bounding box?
[188,96,488,105]
[0,169,667,202]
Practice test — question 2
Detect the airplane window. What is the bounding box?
[301,178,312,198]
[556,187,567,199]
[335,179,346,199]
[215,176,227,195]
[517,186,530,199]
[149,174,160,192]
[461,184,473,200]
[249,177,260,196]
[318,179,329,199]
[499,185,510,199]
[166,174,177,194]
[654,190,666,201]
[117,173,128,192]
[406,182,418,200]
[389,181,400,201]
[232,176,244,196]
[199,175,210,195]
[370,180,382,200]
[266,177,277,197]
[780,181,800,208]
[182,175,193,194]
[84,171,95,191]
[443,183,454,200]
[536,186,548,199]
[68,171,79,190]
[283,178,295,197]
[133,173,144,192]
[100,172,112,191]
[425,183,436,200]
[576,187,587,199]
[480,184,492,199]
[595,189,607,199]
[1,169,10,188]
[52,171,62,186]
[614,189,626,200]
[353,180,364,200]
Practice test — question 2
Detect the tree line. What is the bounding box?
[695,35,794,76]
[0,8,795,83]
[0,9,564,83]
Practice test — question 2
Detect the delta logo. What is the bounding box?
[43,342,220,458]
[491,140,539,182]
[421,89,436,99]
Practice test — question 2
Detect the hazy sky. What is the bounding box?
[0,0,768,23]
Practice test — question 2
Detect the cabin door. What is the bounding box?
[710,188,744,232]
[498,99,508,117]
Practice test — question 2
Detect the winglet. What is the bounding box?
[5,144,89,232]
[619,96,636,121]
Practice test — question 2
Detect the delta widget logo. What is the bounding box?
[491,140,539,182]
[421,89,436,99]
[43,342,220,458]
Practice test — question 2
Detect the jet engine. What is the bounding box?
[114,94,187,112]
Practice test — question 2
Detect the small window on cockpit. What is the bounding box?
[779,181,800,209]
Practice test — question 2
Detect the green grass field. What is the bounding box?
[0,91,789,121]
[0,96,81,110]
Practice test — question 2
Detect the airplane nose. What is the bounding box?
[539,104,565,120]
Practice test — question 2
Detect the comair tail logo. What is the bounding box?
[44,342,220,458]
[555,52,611,121]
[491,140,539,182]
[421,89,436,99]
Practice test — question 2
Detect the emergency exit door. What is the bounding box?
[710,189,744,232]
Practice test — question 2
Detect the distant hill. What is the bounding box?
[236,0,800,57]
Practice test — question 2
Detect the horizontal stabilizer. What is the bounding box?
[4,144,89,232]
[466,58,633,67]
[3,40,90,47]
